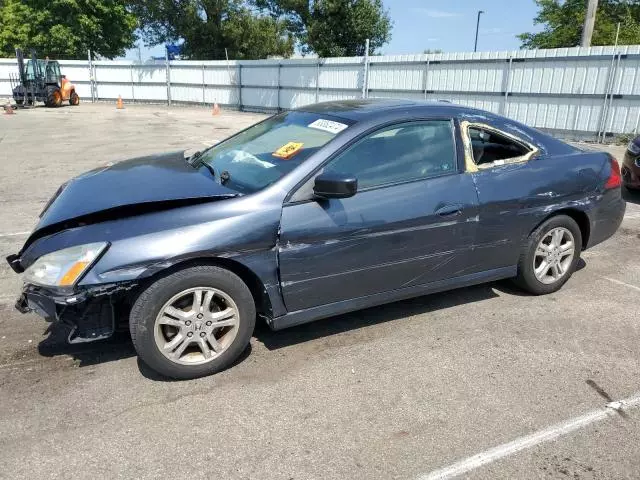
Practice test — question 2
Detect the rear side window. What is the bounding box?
[469,126,531,166]
[462,122,538,171]
[323,120,456,189]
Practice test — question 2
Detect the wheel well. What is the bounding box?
[132,257,273,319]
[538,209,591,249]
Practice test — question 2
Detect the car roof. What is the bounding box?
[296,98,476,122]
[295,98,576,155]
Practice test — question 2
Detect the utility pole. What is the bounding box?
[362,38,370,99]
[581,0,599,47]
[474,10,484,52]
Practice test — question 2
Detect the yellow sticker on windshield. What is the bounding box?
[273,142,304,159]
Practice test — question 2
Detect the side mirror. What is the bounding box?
[313,172,357,199]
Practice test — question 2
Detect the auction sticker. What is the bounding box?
[308,119,348,134]
[273,142,304,159]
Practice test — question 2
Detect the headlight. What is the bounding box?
[23,242,108,287]
[627,141,640,156]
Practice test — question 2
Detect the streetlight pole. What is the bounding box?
[474,10,484,52]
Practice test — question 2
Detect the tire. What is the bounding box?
[514,215,582,295]
[130,265,256,379]
[45,86,62,107]
[69,91,80,106]
[15,98,24,106]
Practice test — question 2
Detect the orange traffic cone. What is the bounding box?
[116,95,124,109]
[212,102,221,116]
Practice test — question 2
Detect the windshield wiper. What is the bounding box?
[198,161,217,179]
[187,150,203,163]
[187,151,217,178]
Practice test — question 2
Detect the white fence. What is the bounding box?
[3,46,640,140]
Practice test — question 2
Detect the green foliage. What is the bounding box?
[130,0,294,59]
[0,0,137,59]
[519,0,640,49]
[615,131,636,145]
[254,0,392,56]
[423,49,443,54]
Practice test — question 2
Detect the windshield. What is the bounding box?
[24,60,61,83]
[194,111,352,193]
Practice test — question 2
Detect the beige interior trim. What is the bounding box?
[460,121,539,173]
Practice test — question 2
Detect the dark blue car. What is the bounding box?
[7,99,625,379]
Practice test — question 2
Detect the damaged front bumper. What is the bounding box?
[15,282,136,344]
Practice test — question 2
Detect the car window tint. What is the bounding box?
[469,126,531,166]
[324,120,456,189]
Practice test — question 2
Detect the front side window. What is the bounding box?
[195,111,352,193]
[44,62,61,83]
[322,120,457,190]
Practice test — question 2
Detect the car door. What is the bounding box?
[277,119,480,312]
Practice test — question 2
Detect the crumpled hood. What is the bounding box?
[34,150,238,233]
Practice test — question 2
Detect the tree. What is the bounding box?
[0,0,137,59]
[130,0,294,59]
[254,0,393,57]
[519,0,640,49]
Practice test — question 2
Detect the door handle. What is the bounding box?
[435,204,463,217]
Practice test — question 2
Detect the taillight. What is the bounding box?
[604,156,622,189]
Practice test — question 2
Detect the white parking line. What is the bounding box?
[418,393,640,480]
[602,276,640,292]
[0,231,30,238]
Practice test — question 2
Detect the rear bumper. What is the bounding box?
[15,282,136,344]
[586,189,626,249]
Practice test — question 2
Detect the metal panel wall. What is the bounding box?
[0,59,18,96]
[3,47,640,139]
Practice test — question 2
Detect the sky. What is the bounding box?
[381,0,541,54]
[125,0,543,60]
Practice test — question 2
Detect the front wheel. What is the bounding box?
[45,86,62,107]
[69,91,80,106]
[514,215,582,295]
[130,266,256,379]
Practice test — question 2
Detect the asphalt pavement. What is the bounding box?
[0,103,639,480]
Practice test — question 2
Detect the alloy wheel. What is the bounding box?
[154,287,240,365]
[533,227,575,285]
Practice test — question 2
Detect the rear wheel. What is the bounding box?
[45,86,62,107]
[514,215,582,295]
[130,266,256,379]
[69,90,80,106]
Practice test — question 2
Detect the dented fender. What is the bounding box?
[17,190,288,318]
